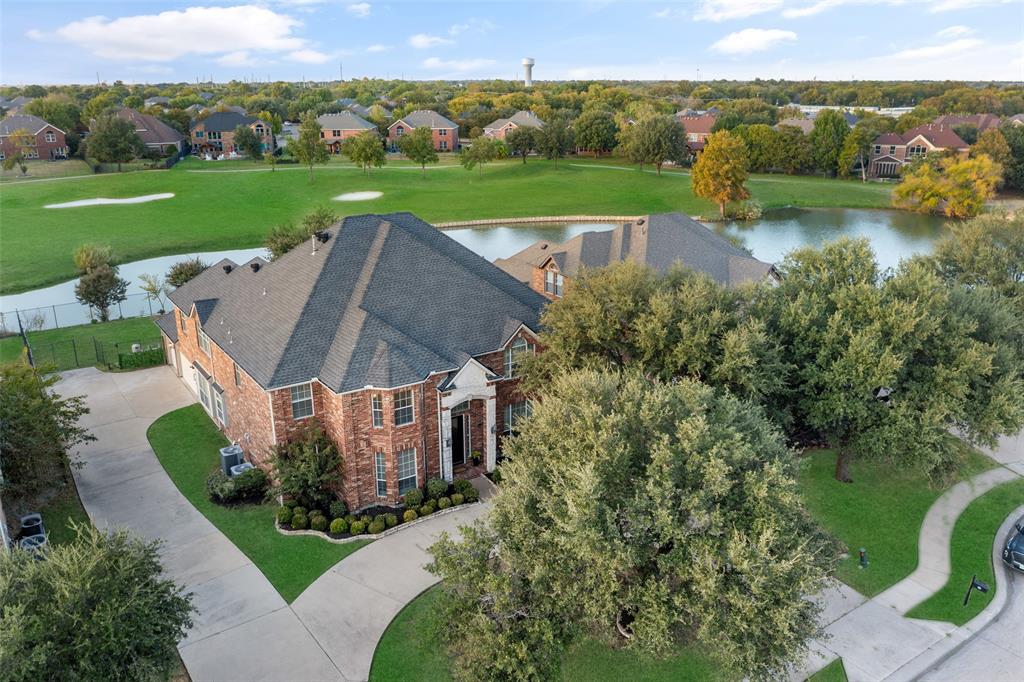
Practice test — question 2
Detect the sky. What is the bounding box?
[1,0,1022,85]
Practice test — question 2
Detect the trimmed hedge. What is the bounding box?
[117,347,165,370]
[330,518,348,534]
[403,509,418,523]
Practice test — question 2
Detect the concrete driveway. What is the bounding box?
[61,367,343,682]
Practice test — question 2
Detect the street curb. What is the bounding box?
[883,503,1024,681]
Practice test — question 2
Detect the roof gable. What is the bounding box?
[390,110,458,130]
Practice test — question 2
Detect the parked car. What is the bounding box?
[1002,521,1024,573]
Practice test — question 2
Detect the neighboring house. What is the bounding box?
[675,114,717,155]
[482,110,545,139]
[1008,114,1024,126]
[190,111,272,156]
[387,110,459,152]
[776,117,814,135]
[144,96,171,108]
[278,121,299,148]
[495,213,778,299]
[156,212,547,511]
[114,108,185,154]
[316,111,377,153]
[932,113,1001,133]
[868,124,969,178]
[199,92,215,101]
[185,103,205,115]
[0,114,68,161]
[0,96,34,115]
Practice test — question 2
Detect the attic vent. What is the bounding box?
[250,262,261,273]
[223,264,233,274]
[540,243,548,250]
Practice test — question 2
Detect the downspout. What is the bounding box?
[420,382,428,487]
[436,384,444,479]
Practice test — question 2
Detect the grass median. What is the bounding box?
[0,317,161,371]
[905,476,1024,625]
[147,404,368,603]
[0,157,893,294]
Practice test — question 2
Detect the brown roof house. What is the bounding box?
[482,111,545,140]
[495,213,777,299]
[0,114,68,161]
[156,212,547,511]
[932,113,1001,133]
[387,110,458,152]
[675,113,718,156]
[868,124,969,178]
[114,108,185,154]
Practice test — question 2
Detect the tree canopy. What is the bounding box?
[573,109,618,154]
[504,126,536,163]
[460,136,505,176]
[85,114,143,171]
[534,117,574,164]
[808,109,849,176]
[618,115,686,175]
[291,110,329,181]
[344,129,386,174]
[893,154,1001,218]
[691,130,750,218]
[397,126,438,175]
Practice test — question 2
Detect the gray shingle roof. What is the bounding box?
[0,114,55,136]
[392,110,458,130]
[496,213,775,287]
[155,311,178,343]
[195,111,257,132]
[484,110,546,131]
[168,213,546,392]
[317,111,376,131]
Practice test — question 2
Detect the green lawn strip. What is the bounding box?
[369,585,734,682]
[0,317,161,370]
[37,470,91,546]
[147,404,368,603]
[797,445,994,596]
[905,477,1024,625]
[807,658,848,682]
[0,159,95,182]
[0,158,892,294]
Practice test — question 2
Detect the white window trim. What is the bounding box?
[397,447,417,494]
[290,383,314,420]
[504,337,534,378]
[198,327,211,355]
[394,388,415,426]
[213,390,226,425]
[375,452,387,497]
[371,394,384,428]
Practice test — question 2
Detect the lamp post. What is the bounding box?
[962,574,989,606]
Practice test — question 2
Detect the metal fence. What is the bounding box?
[19,335,165,372]
[0,294,169,335]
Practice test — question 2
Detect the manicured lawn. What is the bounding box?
[0,157,892,294]
[147,404,369,603]
[797,446,994,596]
[0,317,161,370]
[370,585,734,682]
[37,474,91,546]
[0,159,94,182]
[905,477,1024,625]
[808,658,848,682]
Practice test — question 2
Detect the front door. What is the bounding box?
[451,414,467,466]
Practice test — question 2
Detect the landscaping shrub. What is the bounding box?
[419,504,433,517]
[308,509,324,521]
[453,479,474,498]
[403,510,418,523]
[358,514,370,525]
[384,513,398,528]
[329,500,348,520]
[205,470,231,503]
[117,347,165,370]
[344,514,357,525]
[232,467,269,502]
[349,521,366,535]
[438,496,451,510]
[276,506,293,525]
[426,477,448,500]
[403,488,424,508]
[310,515,328,532]
[368,520,386,535]
[284,499,299,509]
[329,518,348,535]
[290,513,308,530]
[270,422,343,510]
[463,487,480,503]
[292,507,307,517]
[450,493,465,506]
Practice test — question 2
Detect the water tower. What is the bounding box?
[522,58,535,87]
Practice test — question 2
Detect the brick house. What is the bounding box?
[482,110,545,140]
[867,124,969,178]
[156,212,546,511]
[0,114,68,161]
[387,110,459,152]
[675,113,717,156]
[316,111,377,153]
[190,111,272,156]
[931,113,1001,134]
[495,213,777,300]
[114,108,185,154]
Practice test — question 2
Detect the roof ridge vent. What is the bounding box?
[250,262,261,272]
[223,264,233,273]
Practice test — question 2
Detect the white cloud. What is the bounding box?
[39,5,306,62]
[936,24,973,37]
[217,50,257,67]
[287,48,332,64]
[421,57,496,73]
[710,28,797,54]
[653,6,687,18]
[694,0,783,22]
[782,0,850,18]
[346,3,371,18]
[928,0,1011,11]
[366,44,392,53]
[409,33,453,48]
[885,37,982,59]
[449,18,495,36]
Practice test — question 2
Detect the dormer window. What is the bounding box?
[544,270,564,297]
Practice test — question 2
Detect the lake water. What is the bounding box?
[0,208,949,331]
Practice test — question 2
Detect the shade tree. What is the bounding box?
[291,110,330,181]
[808,109,849,176]
[691,130,750,218]
[397,126,438,176]
[344,129,386,174]
[504,126,536,163]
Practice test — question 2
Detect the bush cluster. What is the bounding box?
[205,467,268,505]
[329,501,348,520]
[384,513,398,528]
[426,477,449,500]
[438,496,451,510]
[291,513,309,530]
[330,518,348,534]
[450,493,464,506]
[403,488,424,508]
[453,479,475,498]
[368,520,386,535]
[276,506,293,525]
[310,514,328,532]
[403,509,418,523]
[349,521,366,535]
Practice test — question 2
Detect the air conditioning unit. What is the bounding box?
[131,343,142,353]
[219,444,244,475]
[230,462,255,477]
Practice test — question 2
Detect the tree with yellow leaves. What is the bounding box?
[893,154,1000,219]
[692,130,750,219]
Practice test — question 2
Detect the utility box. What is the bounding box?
[219,444,244,476]
[19,513,43,538]
[230,462,254,477]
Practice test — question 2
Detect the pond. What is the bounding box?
[0,208,949,332]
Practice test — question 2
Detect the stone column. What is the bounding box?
[486,396,497,471]
[440,407,454,482]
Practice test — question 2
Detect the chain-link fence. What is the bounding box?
[0,294,170,334]
[21,335,165,372]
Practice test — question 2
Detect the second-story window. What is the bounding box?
[504,337,534,377]
[290,383,314,419]
[45,131,56,142]
[198,327,211,354]
[393,389,414,426]
[371,394,384,428]
[544,270,564,297]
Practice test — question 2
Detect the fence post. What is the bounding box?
[94,336,102,368]
[52,305,59,329]
[148,298,154,316]
[118,301,124,319]
[72,338,79,367]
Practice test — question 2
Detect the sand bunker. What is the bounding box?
[45,193,175,209]
[333,191,383,202]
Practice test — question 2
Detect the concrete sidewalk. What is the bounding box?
[61,367,343,682]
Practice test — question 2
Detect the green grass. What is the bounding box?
[0,159,94,182]
[369,585,734,682]
[37,470,91,546]
[0,157,892,294]
[905,477,1024,625]
[797,446,994,596]
[0,317,161,370]
[807,658,848,682]
[147,404,369,603]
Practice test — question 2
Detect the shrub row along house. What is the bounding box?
[495,213,777,299]
[0,114,68,161]
[190,111,273,156]
[156,213,546,512]
[387,110,459,152]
